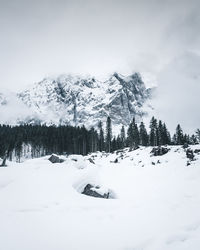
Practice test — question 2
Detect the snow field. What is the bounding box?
[0,146,200,250]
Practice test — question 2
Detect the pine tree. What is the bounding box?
[139,122,148,146]
[98,121,104,152]
[15,135,23,163]
[149,117,158,146]
[120,125,126,149]
[190,134,198,145]
[127,121,134,149]
[196,129,200,143]
[127,118,139,149]
[162,123,171,145]
[106,116,112,153]
[132,120,140,148]
[116,135,122,150]
[111,137,117,152]
[89,127,98,152]
[157,120,163,145]
[183,134,190,144]
[81,126,87,155]
[175,124,184,145]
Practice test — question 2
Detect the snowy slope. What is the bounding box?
[0,146,200,250]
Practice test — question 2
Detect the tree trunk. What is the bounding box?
[1,151,8,167]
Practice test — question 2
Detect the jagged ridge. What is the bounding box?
[1,72,154,128]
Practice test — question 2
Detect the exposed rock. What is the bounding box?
[129,146,140,152]
[48,154,64,163]
[88,158,95,164]
[186,149,194,160]
[183,143,189,149]
[194,149,200,154]
[82,184,110,199]
[119,153,124,159]
[186,161,191,166]
[110,158,119,163]
[151,147,170,156]
[116,149,125,155]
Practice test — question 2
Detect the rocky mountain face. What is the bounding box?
[1,72,154,129]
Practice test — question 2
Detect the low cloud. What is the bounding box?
[0,91,34,125]
[151,52,200,134]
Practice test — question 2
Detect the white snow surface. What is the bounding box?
[1,145,200,250]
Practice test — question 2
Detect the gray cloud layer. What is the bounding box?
[0,0,200,132]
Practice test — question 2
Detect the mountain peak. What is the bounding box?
[0,72,154,130]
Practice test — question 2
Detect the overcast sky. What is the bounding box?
[0,0,200,132]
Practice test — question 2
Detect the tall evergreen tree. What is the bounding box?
[190,134,198,145]
[183,134,190,144]
[139,122,149,146]
[127,121,134,149]
[89,127,98,152]
[111,137,117,152]
[132,120,140,148]
[127,118,140,149]
[196,129,200,143]
[106,116,112,153]
[157,120,163,145]
[120,125,126,149]
[174,124,184,145]
[98,121,104,152]
[162,123,171,145]
[149,117,158,146]
[116,135,122,150]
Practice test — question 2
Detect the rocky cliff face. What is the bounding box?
[1,72,154,129]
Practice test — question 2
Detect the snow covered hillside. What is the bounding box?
[1,145,200,250]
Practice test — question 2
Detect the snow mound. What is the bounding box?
[73,175,116,199]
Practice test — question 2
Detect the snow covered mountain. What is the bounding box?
[1,72,154,128]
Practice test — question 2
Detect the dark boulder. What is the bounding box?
[186,149,194,160]
[110,158,119,163]
[48,154,64,163]
[88,158,95,164]
[82,184,110,199]
[129,146,139,152]
[116,150,125,155]
[194,149,200,154]
[151,147,170,156]
[186,161,191,166]
[183,143,189,149]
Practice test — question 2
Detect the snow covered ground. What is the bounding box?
[0,145,200,250]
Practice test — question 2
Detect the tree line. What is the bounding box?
[125,117,198,150]
[104,116,198,152]
[0,124,97,161]
[0,117,199,162]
